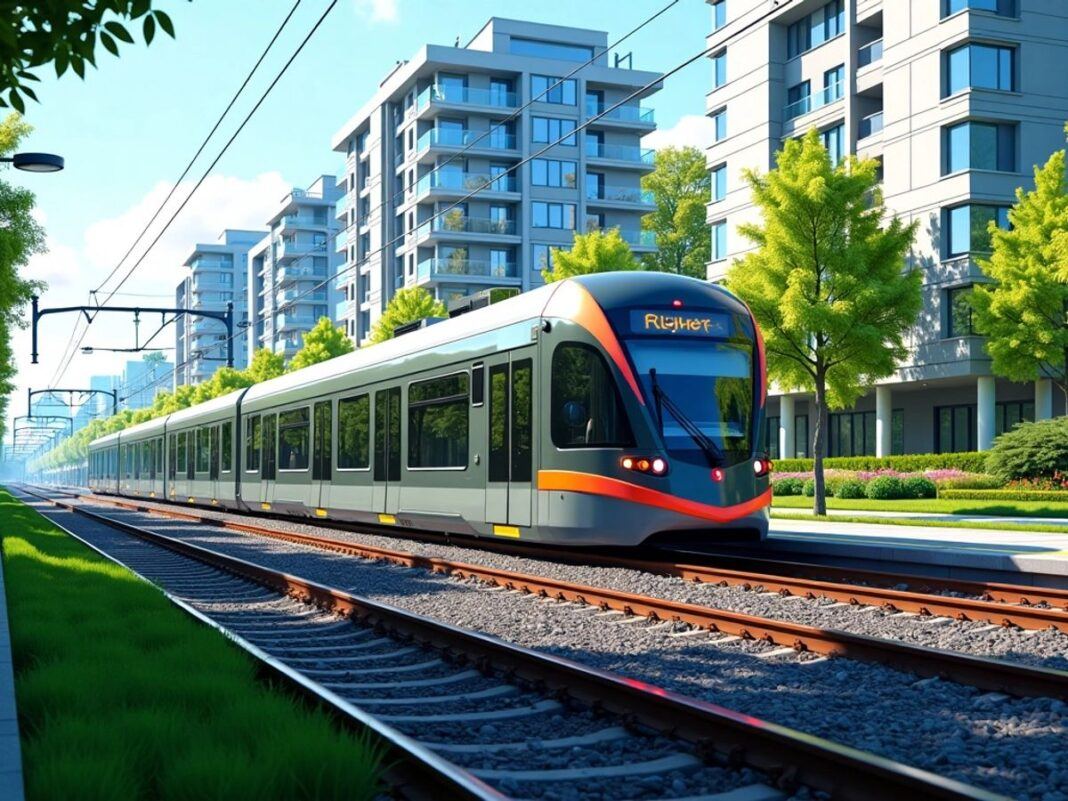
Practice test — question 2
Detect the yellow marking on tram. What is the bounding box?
[315,508,328,518]
[493,525,521,539]
[187,497,195,503]
[211,499,218,506]
[378,513,396,525]
[261,503,271,511]
[149,492,155,498]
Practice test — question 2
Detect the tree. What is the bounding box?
[541,228,641,283]
[726,128,920,515]
[971,141,1068,407]
[641,146,711,278]
[0,2,179,112]
[369,287,447,344]
[288,317,354,371]
[191,366,252,404]
[245,347,285,383]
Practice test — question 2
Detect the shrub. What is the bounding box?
[927,471,1004,490]
[1007,473,1068,491]
[900,476,937,499]
[802,479,816,497]
[773,452,988,473]
[985,418,1068,481]
[834,479,867,499]
[939,489,1068,502]
[865,476,905,500]
[773,477,804,496]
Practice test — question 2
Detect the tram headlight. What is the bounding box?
[753,457,771,477]
[651,458,667,475]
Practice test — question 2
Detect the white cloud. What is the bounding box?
[644,115,715,152]
[355,0,398,22]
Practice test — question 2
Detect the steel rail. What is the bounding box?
[18,485,1007,801]
[53,489,1068,701]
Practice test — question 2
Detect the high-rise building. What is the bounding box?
[175,229,262,386]
[706,0,1068,457]
[120,355,174,411]
[248,175,343,361]
[330,17,662,344]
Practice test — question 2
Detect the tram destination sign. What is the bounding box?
[629,309,730,337]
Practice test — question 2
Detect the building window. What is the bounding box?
[891,409,905,455]
[338,394,370,469]
[711,220,727,261]
[787,0,844,59]
[532,75,577,105]
[408,373,469,468]
[794,414,809,457]
[712,108,727,141]
[821,123,844,165]
[712,50,727,88]
[824,64,844,101]
[532,116,577,145]
[712,0,726,30]
[943,121,1015,174]
[829,411,876,457]
[278,408,310,471]
[532,158,577,187]
[945,43,1015,96]
[551,343,633,448]
[764,416,780,459]
[945,204,1010,256]
[509,37,593,62]
[942,0,1016,18]
[946,286,975,337]
[786,81,811,117]
[711,164,727,202]
[936,404,975,453]
[534,244,554,274]
[533,201,577,229]
[995,400,1034,435]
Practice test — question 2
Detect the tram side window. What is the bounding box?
[246,416,261,472]
[196,428,211,473]
[338,395,370,469]
[408,373,469,468]
[551,344,633,448]
[168,434,177,479]
[279,408,310,471]
[221,422,232,472]
[156,437,164,475]
[176,433,187,475]
[142,441,151,479]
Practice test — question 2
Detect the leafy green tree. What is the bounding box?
[245,347,285,383]
[641,146,711,278]
[726,128,920,515]
[288,317,354,371]
[0,1,179,112]
[370,287,447,344]
[971,141,1068,407]
[191,366,252,404]
[541,228,640,283]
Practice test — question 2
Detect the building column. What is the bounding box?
[1035,378,1054,421]
[779,395,795,459]
[875,386,892,458]
[977,376,996,451]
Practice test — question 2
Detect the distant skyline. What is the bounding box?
[4,0,713,440]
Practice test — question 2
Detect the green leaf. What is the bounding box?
[100,30,119,57]
[72,57,85,79]
[9,89,24,114]
[54,49,69,77]
[16,70,40,82]
[142,14,155,45]
[104,21,134,44]
[154,10,175,38]
[131,0,152,17]
[20,85,37,102]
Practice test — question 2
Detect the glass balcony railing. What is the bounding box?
[858,110,884,140]
[783,81,843,122]
[857,38,884,69]
[335,191,353,218]
[585,102,656,125]
[413,171,517,195]
[584,142,655,164]
[417,214,517,237]
[416,128,517,152]
[280,214,330,229]
[587,226,656,247]
[416,84,519,111]
[586,185,655,204]
[417,257,518,281]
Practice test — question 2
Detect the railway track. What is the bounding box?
[36,486,1068,701]
[12,485,1009,801]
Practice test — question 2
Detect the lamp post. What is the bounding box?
[1,152,64,173]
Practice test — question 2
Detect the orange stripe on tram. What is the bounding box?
[538,470,772,524]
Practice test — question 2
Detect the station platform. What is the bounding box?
[766,513,1068,583]
[0,549,25,801]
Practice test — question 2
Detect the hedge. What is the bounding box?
[938,489,1068,503]
[773,452,988,473]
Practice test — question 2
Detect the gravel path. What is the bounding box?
[55,498,1068,801]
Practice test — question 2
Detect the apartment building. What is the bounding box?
[174,229,262,386]
[120,356,174,410]
[247,175,343,362]
[330,17,661,344]
[707,0,1068,457]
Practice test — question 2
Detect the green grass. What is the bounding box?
[770,511,1068,535]
[772,494,1068,518]
[0,489,384,801]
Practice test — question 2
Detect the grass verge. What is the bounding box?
[771,495,1068,518]
[770,511,1068,535]
[0,488,383,801]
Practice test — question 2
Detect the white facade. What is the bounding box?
[330,17,662,344]
[707,0,1068,456]
[247,175,343,362]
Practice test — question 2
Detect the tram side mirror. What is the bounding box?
[563,401,587,427]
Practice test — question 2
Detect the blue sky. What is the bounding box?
[6,0,713,434]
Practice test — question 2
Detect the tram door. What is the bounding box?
[372,387,401,516]
[312,400,332,511]
[259,413,277,507]
[485,354,534,528]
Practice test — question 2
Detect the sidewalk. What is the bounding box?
[772,505,1068,527]
[0,548,25,801]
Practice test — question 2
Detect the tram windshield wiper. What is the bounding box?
[649,368,725,468]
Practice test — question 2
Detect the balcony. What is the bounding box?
[585,101,656,126]
[275,263,327,282]
[587,226,657,249]
[858,38,883,69]
[276,312,315,331]
[416,127,517,154]
[416,257,519,282]
[335,191,353,219]
[415,84,519,113]
[335,299,354,321]
[585,185,655,206]
[584,142,655,166]
[416,214,518,239]
[413,171,518,198]
[858,110,884,140]
[783,82,843,122]
[279,214,331,230]
[276,238,329,261]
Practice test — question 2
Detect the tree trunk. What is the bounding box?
[812,373,828,516]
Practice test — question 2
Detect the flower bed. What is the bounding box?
[772,468,1005,500]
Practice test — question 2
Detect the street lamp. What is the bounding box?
[1,152,64,173]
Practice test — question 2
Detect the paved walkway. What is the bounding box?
[0,548,24,801]
[772,505,1068,527]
